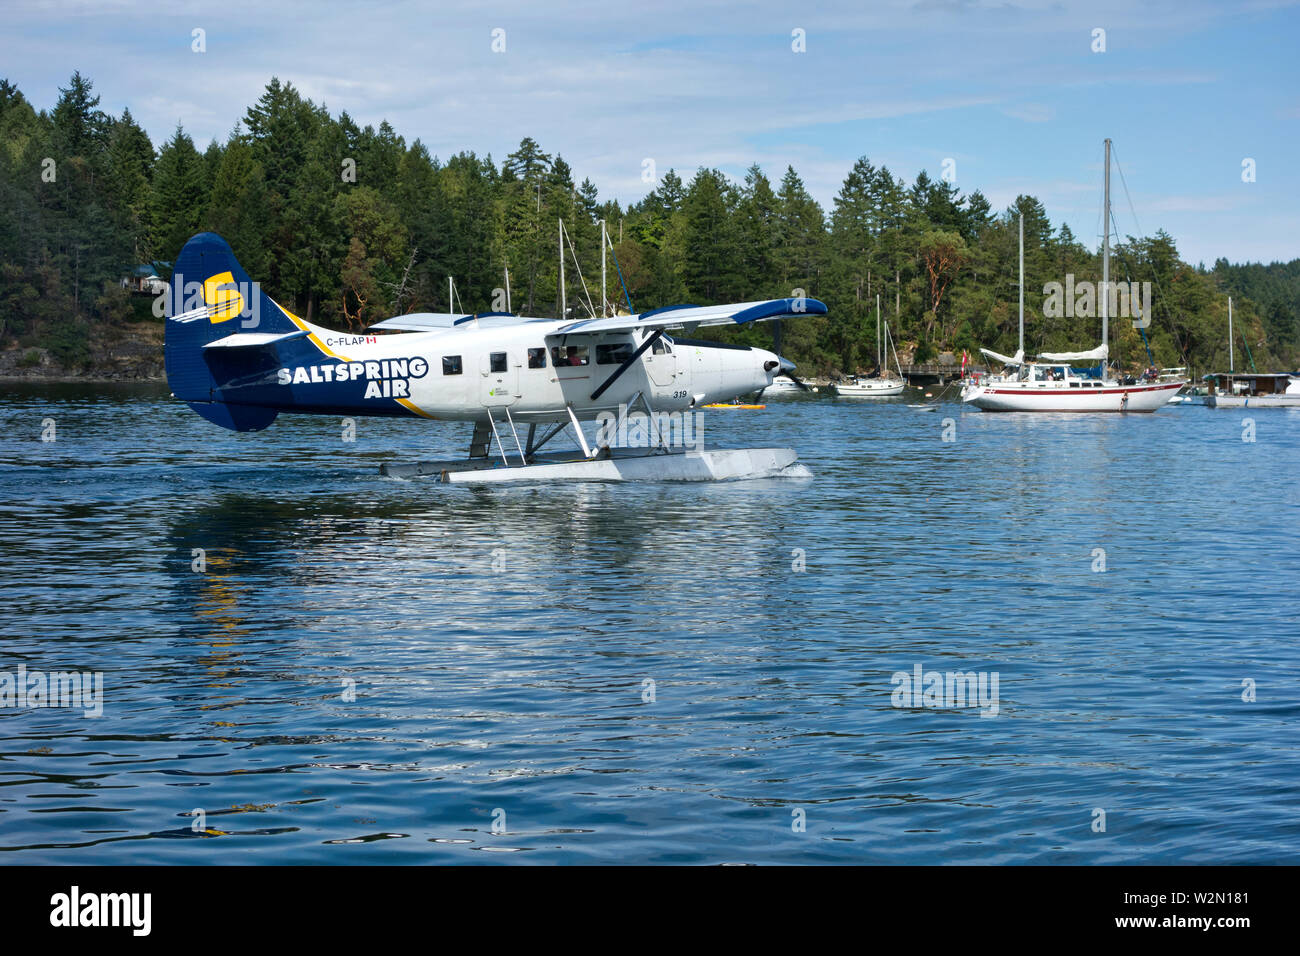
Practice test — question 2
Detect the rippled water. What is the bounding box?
[1,381,1297,864]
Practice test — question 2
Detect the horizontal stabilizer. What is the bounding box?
[203,330,309,349]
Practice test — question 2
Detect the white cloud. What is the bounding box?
[0,0,1294,262]
[1002,103,1055,122]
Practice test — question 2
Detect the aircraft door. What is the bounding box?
[480,350,518,407]
[646,335,678,389]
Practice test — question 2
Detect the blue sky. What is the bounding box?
[3,0,1297,265]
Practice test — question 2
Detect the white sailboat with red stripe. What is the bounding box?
[962,356,1183,411]
[962,139,1184,413]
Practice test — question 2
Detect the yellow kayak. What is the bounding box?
[702,402,766,409]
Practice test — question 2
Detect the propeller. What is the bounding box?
[767,320,810,391]
[775,355,811,391]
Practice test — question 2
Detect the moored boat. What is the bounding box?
[1201,297,1300,407]
[759,376,816,397]
[833,294,907,397]
[962,362,1182,411]
[962,139,1184,413]
[833,376,905,397]
[1204,372,1300,408]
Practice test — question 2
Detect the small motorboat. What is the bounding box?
[759,377,816,397]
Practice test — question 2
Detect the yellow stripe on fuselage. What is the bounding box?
[396,397,434,418]
[276,301,436,419]
[279,302,353,362]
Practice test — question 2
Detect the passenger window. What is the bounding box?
[651,339,666,355]
[527,347,546,369]
[597,342,634,365]
[442,355,462,375]
[550,345,589,367]
[490,352,508,373]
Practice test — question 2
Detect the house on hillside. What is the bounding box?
[120,262,171,295]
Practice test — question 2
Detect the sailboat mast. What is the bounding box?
[1229,296,1235,373]
[1018,211,1024,356]
[600,219,607,318]
[884,302,902,381]
[559,218,566,321]
[876,293,881,367]
[1102,138,1111,369]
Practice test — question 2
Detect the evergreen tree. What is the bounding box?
[151,126,206,259]
[736,164,777,296]
[51,71,107,166]
[679,168,741,302]
[203,130,268,278]
[104,108,155,261]
[0,73,1291,377]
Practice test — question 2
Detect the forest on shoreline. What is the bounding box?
[2,73,1297,377]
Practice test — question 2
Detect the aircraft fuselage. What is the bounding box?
[257,317,781,423]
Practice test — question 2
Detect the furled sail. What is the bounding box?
[979,347,1024,366]
[1038,344,1108,362]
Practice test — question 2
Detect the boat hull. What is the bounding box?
[1205,393,1300,408]
[961,380,1182,412]
[834,382,905,397]
[760,380,812,398]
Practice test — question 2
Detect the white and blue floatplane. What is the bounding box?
[164,233,823,482]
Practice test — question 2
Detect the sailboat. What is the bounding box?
[834,294,907,397]
[961,140,1184,412]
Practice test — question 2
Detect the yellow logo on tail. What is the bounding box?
[203,271,244,323]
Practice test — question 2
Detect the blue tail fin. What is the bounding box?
[164,233,299,431]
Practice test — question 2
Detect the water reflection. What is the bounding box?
[1,384,1297,863]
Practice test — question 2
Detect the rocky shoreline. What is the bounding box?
[0,322,165,383]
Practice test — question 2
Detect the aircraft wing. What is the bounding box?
[371,298,827,335]
[368,312,523,333]
[555,297,827,335]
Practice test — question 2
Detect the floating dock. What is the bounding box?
[379,446,802,483]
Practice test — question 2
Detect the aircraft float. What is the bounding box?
[164,232,825,482]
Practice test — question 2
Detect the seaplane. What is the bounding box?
[164,232,823,483]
